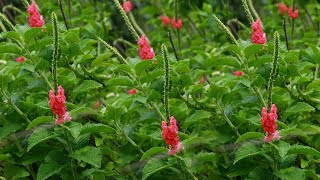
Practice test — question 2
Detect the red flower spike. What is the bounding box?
[49,86,71,125]
[233,70,244,77]
[161,116,183,155]
[128,89,137,95]
[122,0,132,14]
[138,35,155,60]
[160,16,171,27]
[277,3,288,15]
[27,1,45,28]
[261,104,280,142]
[288,6,299,19]
[171,17,182,29]
[16,56,25,63]
[251,19,267,44]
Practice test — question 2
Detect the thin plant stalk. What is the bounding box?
[291,0,296,49]
[57,0,69,30]
[162,44,170,122]
[128,13,145,36]
[0,13,17,32]
[211,14,239,46]
[267,31,280,109]
[247,0,260,23]
[282,16,289,51]
[98,37,128,65]
[168,29,179,61]
[174,0,181,50]
[241,0,254,23]
[52,12,59,92]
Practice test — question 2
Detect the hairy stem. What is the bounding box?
[241,0,254,23]
[52,12,59,92]
[247,0,260,22]
[212,14,239,46]
[0,13,17,32]
[267,31,280,109]
[162,44,170,122]
[98,37,128,65]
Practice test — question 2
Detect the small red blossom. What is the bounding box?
[49,86,71,125]
[277,3,288,15]
[16,56,25,63]
[160,15,171,27]
[27,1,45,28]
[138,35,155,60]
[122,0,132,14]
[171,17,182,29]
[94,101,101,109]
[128,89,137,95]
[233,70,244,77]
[162,116,183,155]
[251,19,267,44]
[261,104,280,143]
[198,76,206,84]
[288,6,299,19]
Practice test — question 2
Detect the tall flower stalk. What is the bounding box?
[52,12,59,92]
[211,14,239,46]
[57,0,69,30]
[241,0,254,23]
[162,44,170,122]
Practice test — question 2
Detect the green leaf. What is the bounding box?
[280,127,308,139]
[106,106,125,121]
[81,123,116,134]
[27,116,53,130]
[234,143,261,164]
[182,136,210,149]
[142,158,170,180]
[208,83,228,100]
[297,124,320,135]
[4,163,30,179]
[106,76,133,86]
[65,122,82,139]
[287,145,320,157]
[37,151,63,180]
[214,56,241,68]
[141,147,168,160]
[73,80,102,94]
[274,141,291,158]
[0,42,22,54]
[194,152,217,163]
[244,44,264,58]
[235,132,263,143]
[286,102,315,113]
[0,122,23,139]
[23,27,43,45]
[135,60,154,76]
[0,31,22,42]
[69,106,99,117]
[70,146,102,168]
[274,167,305,180]
[27,128,57,151]
[183,110,211,128]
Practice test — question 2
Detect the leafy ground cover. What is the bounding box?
[0,0,320,179]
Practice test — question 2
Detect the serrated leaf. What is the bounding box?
[0,122,23,139]
[274,141,291,158]
[23,27,43,45]
[183,110,211,128]
[141,147,168,160]
[287,145,320,157]
[0,31,22,42]
[142,158,170,180]
[81,123,115,134]
[234,143,261,164]
[235,132,263,143]
[194,152,217,163]
[0,42,22,54]
[27,128,57,151]
[286,102,315,113]
[214,56,241,68]
[65,122,82,139]
[73,80,102,94]
[106,76,133,86]
[37,151,63,180]
[297,124,320,135]
[27,116,53,130]
[106,106,125,121]
[274,167,305,180]
[69,146,102,168]
[135,60,154,76]
[244,44,264,58]
[69,106,99,117]
[280,127,308,139]
[182,136,210,149]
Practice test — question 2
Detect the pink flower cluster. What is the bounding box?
[16,56,25,63]
[251,19,267,44]
[162,116,183,155]
[27,1,45,28]
[138,35,155,60]
[261,104,280,142]
[49,86,72,125]
[277,3,299,19]
[122,0,133,14]
[233,70,244,77]
[160,15,183,29]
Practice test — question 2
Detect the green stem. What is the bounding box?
[162,44,170,122]
[57,0,69,30]
[128,13,145,36]
[149,103,166,121]
[241,0,254,23]
[247,0,260,22]
[211,14,239,46]
[267,31,280,109]
[168,29,179,61]
[227,19,249,31]
[0,20,7,32]
[123,130,144,154]
[0,13,17,32]
[315,64,319,80]
[113,0,139,41]
[113,38,137,50]
[282,16,289,51]
[216,101,240,137]
[52,12,59,92]
[98,37,128,65]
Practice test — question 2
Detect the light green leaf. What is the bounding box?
[183,110,211,128]
[69,106,99,117]
[280,127,308,139]
[287,145,320,157]
[234,143,261,164]
[81,123,116,134]
[65,122,82,139]
[27,128,57,151]
[297,124,320,135]
[23,27,43,45]
[69,146,102,168]
[235,132,263,143]
[286,102,315,113]
[73,80,102,94]
[244,44,264,58]
[106,76,133,86]
[141,147,168,160]
[0,122,23,139]
[27,116,53,130]
[37,151,63,180]
[0,42,21,54]
[142,158,170,180]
